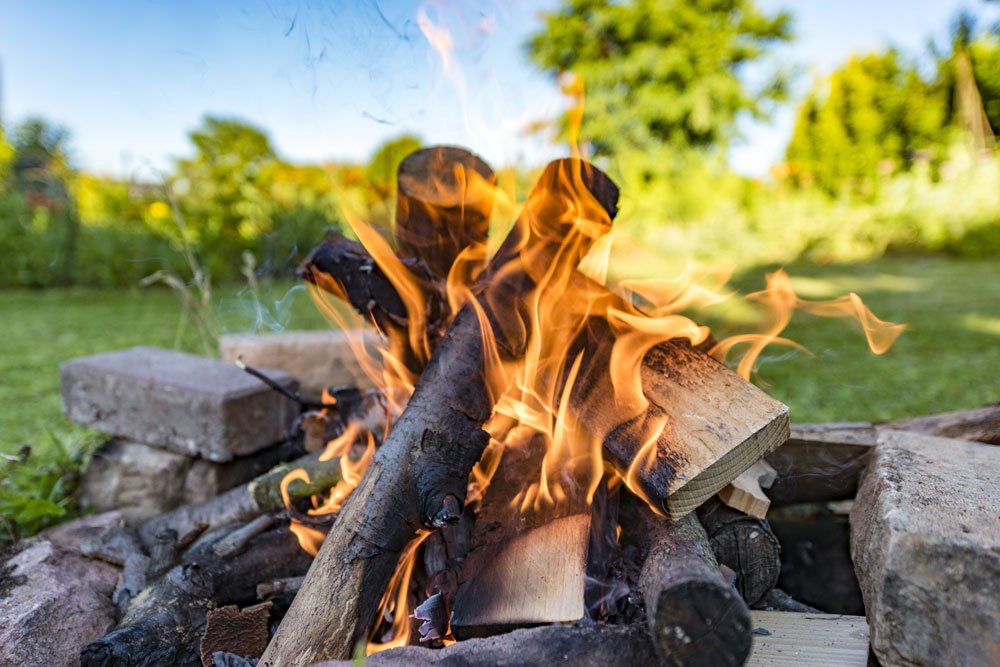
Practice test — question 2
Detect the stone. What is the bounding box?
[850,430,1000,667]
[0,539,118,667]
[80,439,298,522]
[38,510,125,551]
[219,329,380,398]
[61,346,298,461]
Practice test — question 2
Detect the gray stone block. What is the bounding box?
[851,430,1000,666]
[61,346,298,461]
[219,329,380,398]
[79,439,296,522]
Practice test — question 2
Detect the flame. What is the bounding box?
[366,531,431,655]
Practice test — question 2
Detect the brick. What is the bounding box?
[61,346,298,461]
[850,430,1000,667]
[219,329,379,398]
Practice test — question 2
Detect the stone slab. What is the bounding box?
[851,430,1000,666]
[219,329,380,398]
[61,346,298,461]
[80,439,297,522]
[0,539,118,667]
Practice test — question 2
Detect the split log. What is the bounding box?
[881,402,1000,445]
[697,497,781,606]
[620,494,752,667]
[260,158,620,666]
[764,422,877,505]
[395,145,496,282]
[80,523,312,667]
[138,454,343,549]
[746,611,870,667]
[573,323,790,519]
[312,624,659,667]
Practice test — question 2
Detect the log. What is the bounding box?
[260,158,620,665]
[395,145,496,282]
[574,323,790,519]
[882,402,1000,445]
[138,454,343,549]
[746,611,870,667]
[312,623,659,667]
[80,523,313,667]
[621,494,752,667]
[696,497,781,606]
[764,422,877,505]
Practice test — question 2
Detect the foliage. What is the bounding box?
[0,433,95,551]
[527,0,792,155]
[970,36,1000,133]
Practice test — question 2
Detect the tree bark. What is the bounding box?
[260,158,619,666]
[696,496,781,606]
[620,494,752,667]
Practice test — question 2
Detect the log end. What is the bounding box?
[649,581,753,667]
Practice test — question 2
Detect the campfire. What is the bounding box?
[64,146,923,667]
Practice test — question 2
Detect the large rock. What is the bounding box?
[80,439,297,522]
[0,539,118,667]
[62,346,298,461]
[219,329,380,398]
[850,430,1000,666]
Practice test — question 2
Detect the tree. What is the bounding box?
[527,0,793,157]
[786,52,947,195]
[0,122,13,186]
[173,116,279,275]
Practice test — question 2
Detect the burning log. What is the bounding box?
[394,145,496,282]
[260,158,620,665]
[621,494,753,667]
[697,496,781,606]
[80,522,311,667]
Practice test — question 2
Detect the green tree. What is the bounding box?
[173,116,279,276]
[527,0,792,156]
[786,52,947,195]
[0,122,13,186]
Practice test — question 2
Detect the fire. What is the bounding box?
[275,8,907,654]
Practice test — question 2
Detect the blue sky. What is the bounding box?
[0,0,995,177]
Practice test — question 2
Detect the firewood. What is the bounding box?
[395,145,496,282]
[573,323,790,519]
[753,588,821,613]
[256,576,304,601]
[764,423,877,505]
[138,454,343,549]
[260,158,620,666]
[746,611,870,667]
[620,494,753,667]
[199,602,272,667]
[80,523,312,667]
[310,624,659,667]
[881,402,1000,444]
[717,460,777,518]
[697,497,781,606]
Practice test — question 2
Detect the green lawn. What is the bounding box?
[2,256,999,456]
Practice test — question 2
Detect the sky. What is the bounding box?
[0,0,995,178]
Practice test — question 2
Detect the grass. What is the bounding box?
[2,255,999,455]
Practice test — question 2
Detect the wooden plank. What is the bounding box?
[747,611,870,667]
[584,338,790,519]
[718,460,777,518]
[450,514,590,638]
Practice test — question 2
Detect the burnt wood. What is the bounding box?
[697,496,782,606]
[621,494,752,667]
[260,158,619,666]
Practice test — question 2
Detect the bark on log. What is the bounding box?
[138,455,343,549]
[395,146,496,282]
[260,158,619,666]
[620,495,752,667]
[696,496,781,606]
[312,623,659,667]
[80,523,313,667]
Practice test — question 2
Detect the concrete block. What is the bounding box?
[219,329,380,398]
[61,346,298,461]
[851,430,1000,666]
